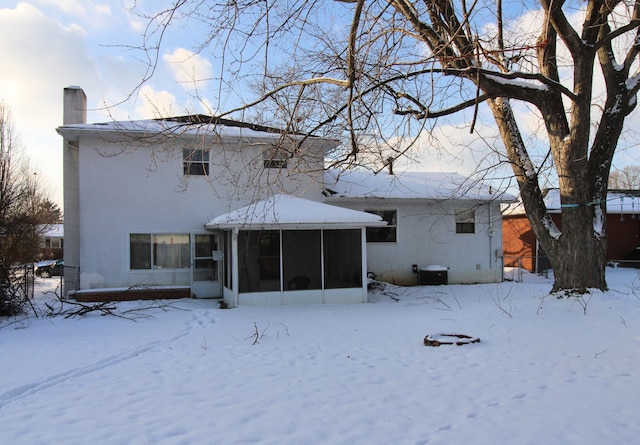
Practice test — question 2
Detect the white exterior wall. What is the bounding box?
[76,134,325,291]
[329,198,504,285]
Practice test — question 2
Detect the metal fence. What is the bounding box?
[1,263,35,300]
[503,255,551,282]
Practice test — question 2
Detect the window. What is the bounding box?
[263,147,288,169]
[130,233,190,270]
[46,239,63,249]
[365,210,397,242]
[183,148,209,175]
[455,208,476,233]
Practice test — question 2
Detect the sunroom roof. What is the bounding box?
[205,194,386,229]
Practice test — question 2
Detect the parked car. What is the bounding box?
[35,259,64,278]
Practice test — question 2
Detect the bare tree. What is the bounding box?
[1,101,50,314]
[127,0,640,293]
[609,165,640,189]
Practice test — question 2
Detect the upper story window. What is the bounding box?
[183,148,210,176]
[365,210,397,242]
[455,208,475,233]
[263,147,288,169]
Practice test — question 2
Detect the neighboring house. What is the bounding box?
[39,224,64,260]
[57,87,382,306]
[502,188,640,272]
[323,169,516,285]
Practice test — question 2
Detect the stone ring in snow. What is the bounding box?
[423,333,480,347]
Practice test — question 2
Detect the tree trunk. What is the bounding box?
[546,199,608,293]
[488,97,608,293]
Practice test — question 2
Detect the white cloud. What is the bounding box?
[162,48,213,91]
[0,2,170,206]
[0,2,101,206]
[34,0,112,28]
[132,85,178,119]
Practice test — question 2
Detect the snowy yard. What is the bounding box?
[1,268,639,444]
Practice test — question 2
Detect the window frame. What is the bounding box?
[365,209,398,242]
[183,148,210,176]
[455,208,476,234]
[262,146,288,169]
[130,233,191,270]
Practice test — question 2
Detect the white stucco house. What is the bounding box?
[57,86,513,306]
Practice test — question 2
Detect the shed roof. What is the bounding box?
[503,188,640,216]
[205,194,386,230]
[40,224,63,238]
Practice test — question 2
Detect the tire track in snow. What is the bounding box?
[0,309,217,410]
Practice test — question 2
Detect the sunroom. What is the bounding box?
[205,194,386,307]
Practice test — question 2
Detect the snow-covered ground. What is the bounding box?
[1,268,639,444]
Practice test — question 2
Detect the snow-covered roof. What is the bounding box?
[57,115,339,148]
[40,224,63,238]
[503,188,640,215]
[324,169,515,202]
[205,194,386,229]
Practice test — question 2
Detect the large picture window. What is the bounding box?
[365,210,397,242]
[130,233,190,270]
[183,148,210,176]
[455,208,476,233]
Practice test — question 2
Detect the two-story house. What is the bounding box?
[58,87,513,306]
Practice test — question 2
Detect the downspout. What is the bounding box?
[232,228,239,307]
[488,202,493,269]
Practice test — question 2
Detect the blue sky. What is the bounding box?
[2,1,639,208]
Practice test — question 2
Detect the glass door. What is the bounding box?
[191,233,222,298]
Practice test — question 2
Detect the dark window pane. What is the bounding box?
[263,148,288,169]
[283,230,321,290]
[130,234,151,269]
[455,209,475,234]
[195,234,217,257]
[239,230,281,292]
[324,230,362,289]
[365,210,397,242]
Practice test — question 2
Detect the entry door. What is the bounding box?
[191,233,222,298]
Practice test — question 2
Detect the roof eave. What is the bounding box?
[205,221,387,230]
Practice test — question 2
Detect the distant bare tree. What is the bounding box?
[127,1,640,293]
[1,102,50,314]
[609,166,640,189]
